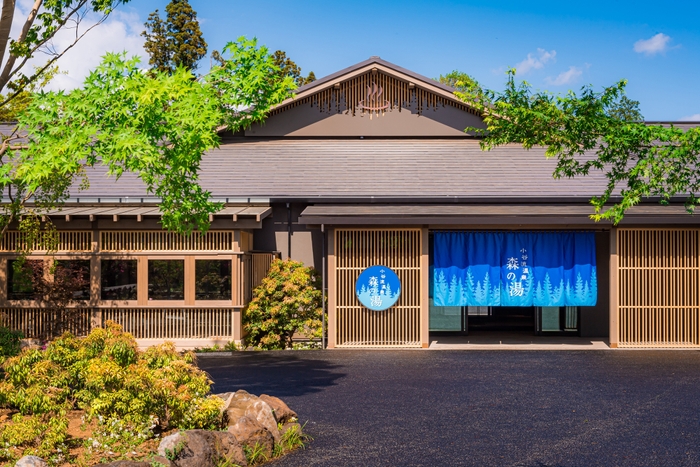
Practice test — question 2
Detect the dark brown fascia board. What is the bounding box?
[298,214,700,226]
[272,57,473,113]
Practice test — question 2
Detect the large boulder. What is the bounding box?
[15,456,48,467]
[260,394,297,424]
[157,430,247,467]
[223,390,280,443]
[227,415,275,458]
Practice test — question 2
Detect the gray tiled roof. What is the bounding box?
[72,138,610,201]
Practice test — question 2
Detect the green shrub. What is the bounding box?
[0,321,223,463]
[0,326,23,360]
[243,259,324,350]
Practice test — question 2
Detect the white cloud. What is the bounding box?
[679,114,700,121]
[515,48,556,75]
[545,66,583,86]
[634,33,671,55]
[6,6,146,91]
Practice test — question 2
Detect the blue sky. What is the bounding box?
[44,0,700,120]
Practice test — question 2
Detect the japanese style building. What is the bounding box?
[2,56,700,349]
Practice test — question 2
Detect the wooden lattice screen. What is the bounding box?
[334,229,422,347]
[0,231,92,252]
[102,308,234,339]
[101,231,233,251]
[270,69,478,118]
[0,308,92,337]
[617,229,700,347]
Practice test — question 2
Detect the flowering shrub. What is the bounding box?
[0,321,223,463]
[243,259,324,350]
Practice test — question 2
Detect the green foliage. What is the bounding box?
[194,341,239,353]
[143,0,208,74]
[607,94,644,122]
[0,322,223,462]
[163,436,186,461]
[278,422,311,454]
[271,50,315,87]
[0,1,131,105]
[243,259,323,350]
[205,38,297,132]
[243,442,268,465]
[439,70,487,105]
[468,70,700,223]
[0,326,23,359]
[4,38,293,238]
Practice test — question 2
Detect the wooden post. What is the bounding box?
[137,257,148,306]
[327,229,336,348]
[609,227,619,348]
[184,256,195,305]
[420,227,430,348]
[0,257,7,303]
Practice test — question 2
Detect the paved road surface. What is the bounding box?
[198,350,700,467]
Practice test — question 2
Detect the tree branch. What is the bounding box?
[0,0,43,92]
[0,0,16,68]
[0,9,108,109]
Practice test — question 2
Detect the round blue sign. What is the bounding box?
[356,265,401,311]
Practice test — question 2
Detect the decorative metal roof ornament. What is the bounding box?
[358,82,390,119]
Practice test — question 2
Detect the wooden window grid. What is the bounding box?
[617,228,700,347]
[334,229,422,347]
[0,231,92,252]
[101,231,234,252]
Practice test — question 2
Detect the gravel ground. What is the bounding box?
[198,350,700,467]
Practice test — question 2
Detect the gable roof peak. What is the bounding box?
[292,56,456,96]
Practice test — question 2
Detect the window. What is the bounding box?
[148,260,184,300]
[54,260,91,300]
[7,259,41,300]
[195,260,232,300]
[101,260,137,300]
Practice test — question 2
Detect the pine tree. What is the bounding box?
[457,277,465,306]
[143,0,208,74]
[543,273,553,304]
[272,50,316,87]
[465,268,475,303]
[589,268,598,302]
[482,271,491,305]
[575,272,585,302]
[474,281,484,304]
[535,281,544,303]
[448,274,458,305]
[435,270,448,305]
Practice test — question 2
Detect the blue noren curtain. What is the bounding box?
[433,232,597,307]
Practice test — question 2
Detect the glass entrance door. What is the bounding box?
[536,306,580,335]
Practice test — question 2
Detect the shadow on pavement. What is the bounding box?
[197,352,346,397]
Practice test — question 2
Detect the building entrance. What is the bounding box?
[428,303,580,336]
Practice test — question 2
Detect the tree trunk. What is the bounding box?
[0,0,16,77]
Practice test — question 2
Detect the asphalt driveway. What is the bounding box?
[198,350,700,467]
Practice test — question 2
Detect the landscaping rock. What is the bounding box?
[157,430,247,467]
[15,456,47,467]
[246,399,280,443]
[260,394,297,424]
[223,391,280,443]
[227,415,275,458]
[213,392,235,414]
